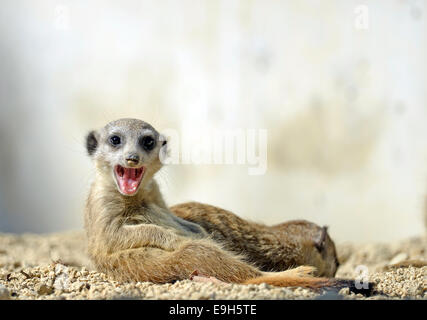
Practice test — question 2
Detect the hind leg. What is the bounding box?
[100,238,262,284]
[98,238,339,290]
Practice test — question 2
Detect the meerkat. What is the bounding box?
[171,202,339,277]
[84,118,370,292]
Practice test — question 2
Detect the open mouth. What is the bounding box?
[114,165,145,195]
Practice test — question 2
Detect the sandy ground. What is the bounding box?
[0,231,425,300]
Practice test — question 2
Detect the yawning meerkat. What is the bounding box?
[84,118,370,292]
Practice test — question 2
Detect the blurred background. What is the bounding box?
[0,0,426,243]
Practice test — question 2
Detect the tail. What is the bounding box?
[244,274,330,288]
[243,266,375,296]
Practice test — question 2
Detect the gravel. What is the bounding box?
[0,231,425,300]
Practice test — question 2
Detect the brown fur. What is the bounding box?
[84,118,349,290]
[171,202,339,277]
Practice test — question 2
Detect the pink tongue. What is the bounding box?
[118,168,140,194]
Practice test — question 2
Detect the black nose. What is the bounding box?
[126,153,140,164]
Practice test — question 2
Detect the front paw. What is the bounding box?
[289,266,317,277]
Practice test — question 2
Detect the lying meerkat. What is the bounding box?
[171,202,339,277]
[84,118,369,292]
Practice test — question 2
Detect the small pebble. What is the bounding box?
[36,283,54,295]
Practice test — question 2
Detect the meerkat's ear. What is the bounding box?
[314,226,328,252]
[158,134,169,162]
[86,130,98,156]
[159,134,167,146]
[158,134,168,148]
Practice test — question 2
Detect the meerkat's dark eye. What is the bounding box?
[109,135,121,146]
[140,136,156,151]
